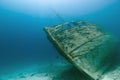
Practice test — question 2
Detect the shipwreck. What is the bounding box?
[44,20,119,80]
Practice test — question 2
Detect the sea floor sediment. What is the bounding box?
[0,61,88,80]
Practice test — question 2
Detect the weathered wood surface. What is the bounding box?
[44,20,118,80]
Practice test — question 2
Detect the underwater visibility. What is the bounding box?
[0,0,120,80]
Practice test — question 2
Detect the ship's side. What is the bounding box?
[44,21,118,80]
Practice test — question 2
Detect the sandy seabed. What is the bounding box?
[1,60,120,80]
[0,60,89,80]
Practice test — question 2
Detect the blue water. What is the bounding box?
[0,0,120,75]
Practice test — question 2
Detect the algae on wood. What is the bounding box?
[44,20,118,80]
